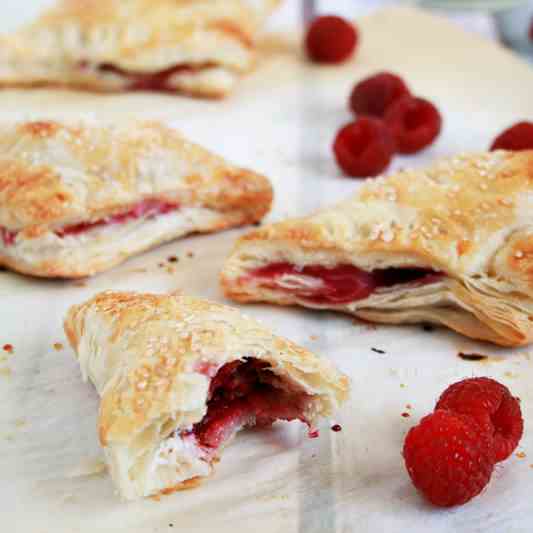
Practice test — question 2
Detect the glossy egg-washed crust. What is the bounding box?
[0,120,272,277]
[0,0,281,97]
[64,291,349,499]
[222,151,533,346]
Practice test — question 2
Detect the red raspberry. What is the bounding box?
[349,72,411,118]
[384,96,442,154]
[333,117,395,178]
[490,121,533,151]
[403,409,495,507]
[436,377,523,463]
[306,16,358,64]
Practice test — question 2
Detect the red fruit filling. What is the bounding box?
[305,16,358,64]
[189,359,312,450]
[490,121,533,151]
[0,198,180,247]
[78,61,213,92]
[349,72,411,118]
[384,96,442,154]
[248,263,443,305]
[333,118,395,178]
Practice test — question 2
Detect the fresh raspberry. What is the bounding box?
[384,96,442,154]
[305,16,358,64]
[349,72,411,117]
[403,409,495,507]
[333,117,395,178]
[490,121,533,151]
[436,377,523,463]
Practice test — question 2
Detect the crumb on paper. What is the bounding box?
[130,268,148,274]
[516,452,526,459]
[73,280,87,287]
[53,342,64,351]
[167,256,178,263]
[14,418,26,427]
[458,352,488,361]
[406,404,412,410]
[310,335,318,341]
[166,266,176,274]
[401,412,410,418]
[504,371,517,379]
[0,367,12,377]
[400,383,406,388]
[66,457,107,478]
[3,344,13,353]
[186,251,194,258]
[158,262,165,268]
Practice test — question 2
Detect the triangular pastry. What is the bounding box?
[0,0,280,97]
[222,151,533,347]
[0,119,272,277]
[64,291,349,500]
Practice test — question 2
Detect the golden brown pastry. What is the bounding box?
[221,151,533,347]
[64,290,349,501]
[0,0,280,97]
[0,119,272,278]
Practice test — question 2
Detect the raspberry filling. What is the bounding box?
[0,198,180,246]
[79,61,213,92]
[249,263,443,304]
[188,358,312,450]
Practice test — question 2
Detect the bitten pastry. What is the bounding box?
[222,151,533,347]
[0,0,280,97]
[64,291,349,501]
[0,120,272,278]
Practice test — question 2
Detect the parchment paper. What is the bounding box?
[1,7,533,533]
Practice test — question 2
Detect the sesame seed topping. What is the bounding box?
[515,250,524,259]
[136,381,147,390]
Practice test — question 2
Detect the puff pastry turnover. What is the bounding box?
[0,120,272,278]
[222,151,533,347]
[64,290,349,500]
[0,0,280,97]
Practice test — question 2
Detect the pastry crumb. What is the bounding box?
[166,266,176,274]
[458,352,488,361]
[516,452,526,459]
[186,251,195,258]
[14,418,26,427]
[406,404,412,410]
[504,371,517,379]
[0,367,12,377]
[53,342,64,351]
[3,344,13,353]
[401,412,410,418]
[400,383,406,388]
[73,280,87,287]
[167,256,178,263]
[310,335,318,341]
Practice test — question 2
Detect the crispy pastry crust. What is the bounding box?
[64,291,349,500]
[0,0,281,97]
[0,120,272,277]
[221,151,533,347]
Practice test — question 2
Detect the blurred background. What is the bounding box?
[2,0,533,61]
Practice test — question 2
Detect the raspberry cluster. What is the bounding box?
[403,377,523,507]
[336,72,442,177]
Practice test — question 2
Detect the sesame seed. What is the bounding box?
[515,250,524,259]
[136,381,147,390]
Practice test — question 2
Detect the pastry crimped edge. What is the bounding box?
[0,119,273,278]
[64,290,349,500]
[0,0,282,97]
[221,151,533,347]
